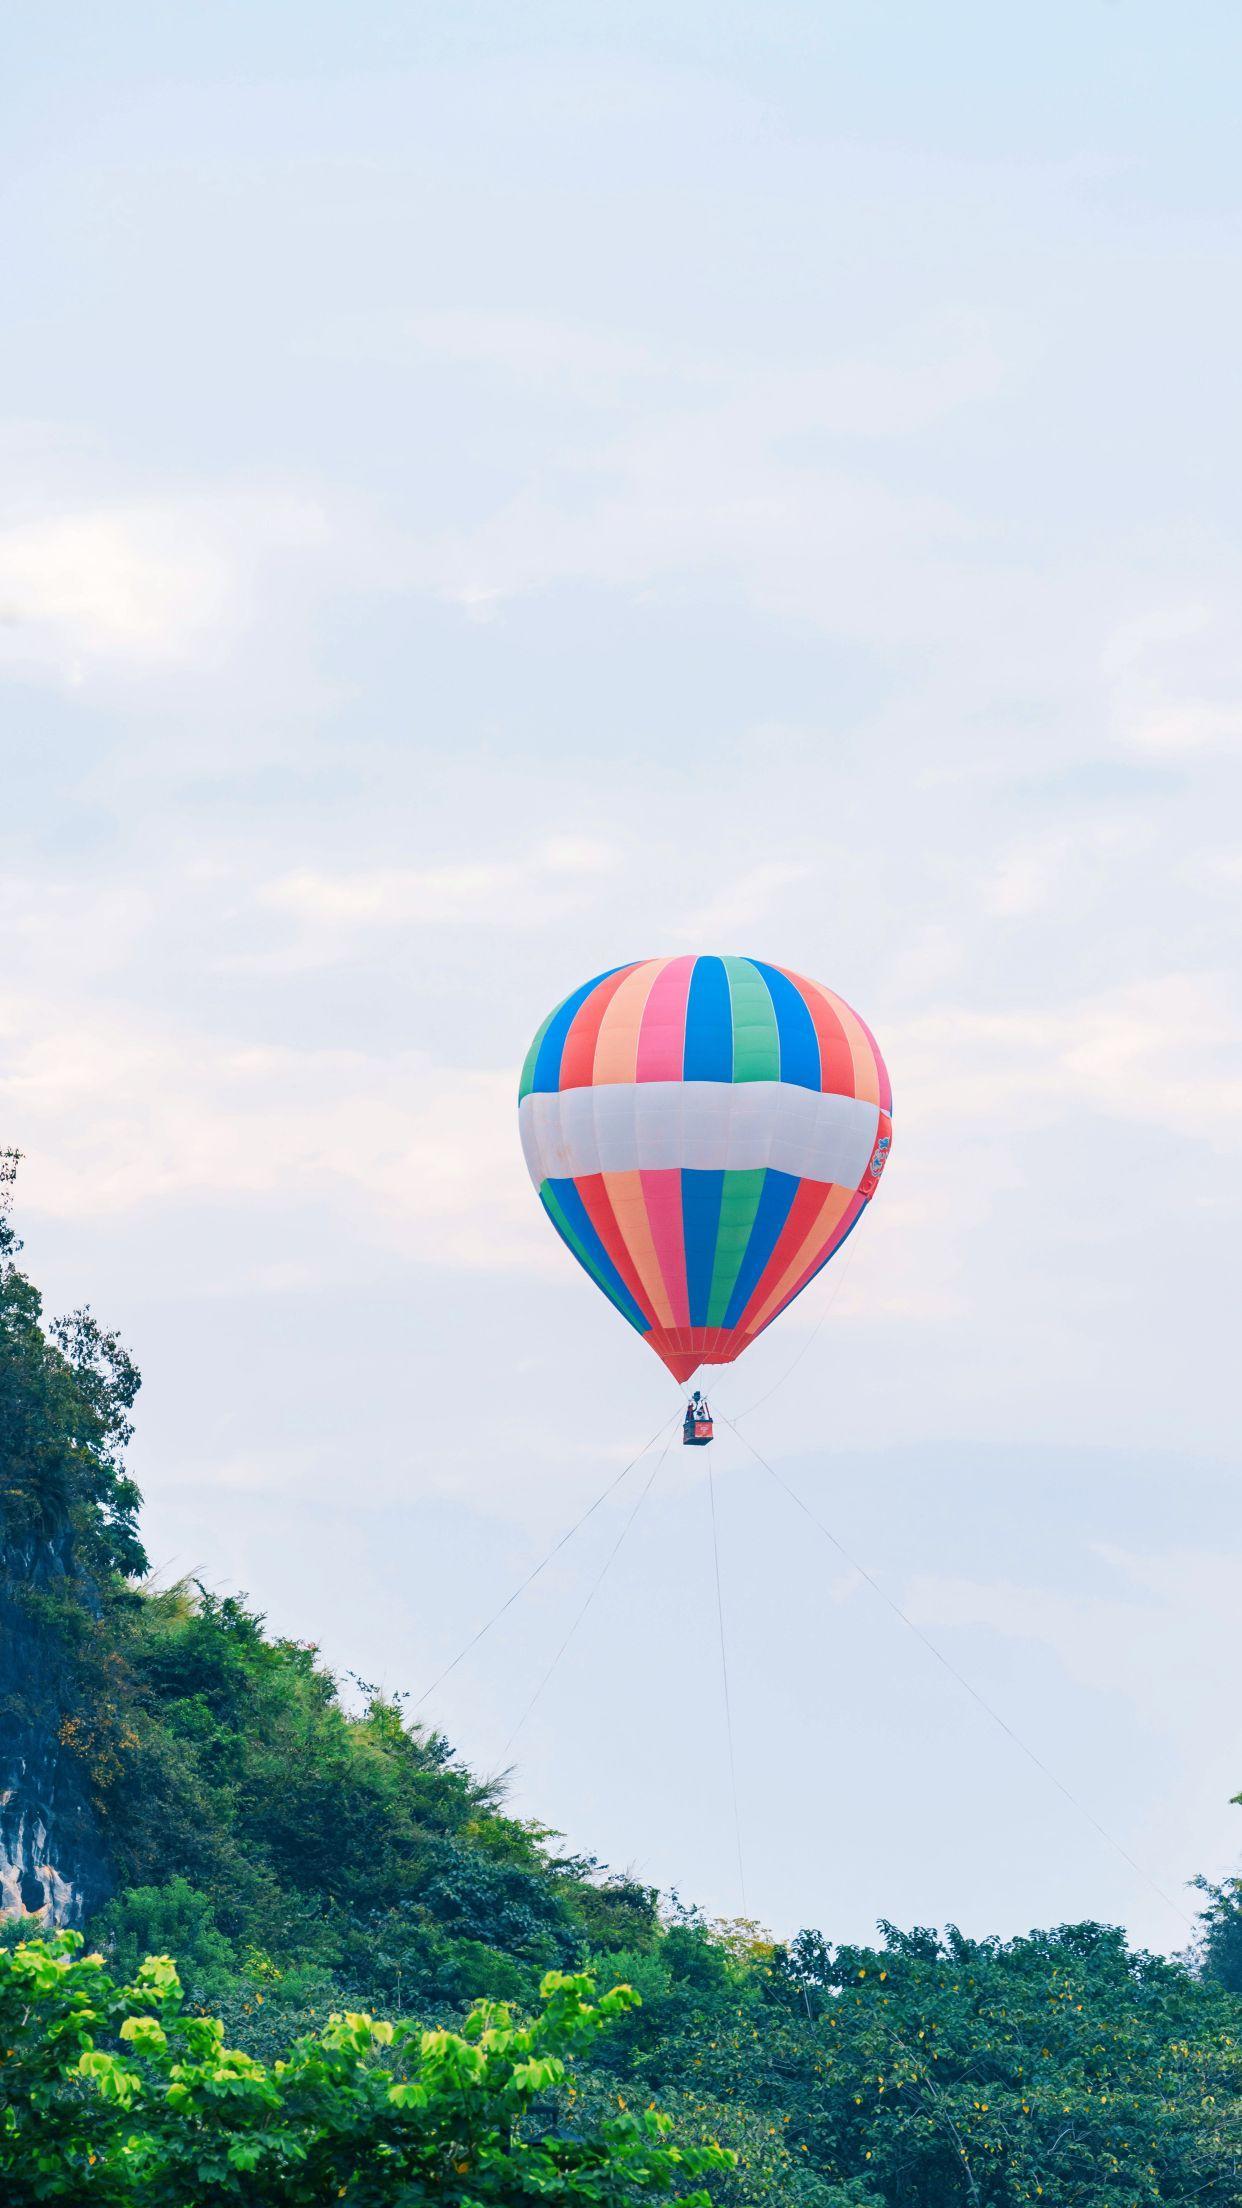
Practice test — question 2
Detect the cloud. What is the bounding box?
[385,312,661,385]
[896,974,1242,1147]
[266,865,540,927]
[257,840,616,944]
[0,997,545,1274]
[0,509,229,666]
[0,875,152,975]
[396,445,974,635]
[0,489,328,679]
[328,307,1002,436]
[1106,600,1242,759]
[1131,704,1242,757]
[674,862,814,943]
[979,817,1152,920]
[360,316,1000,634]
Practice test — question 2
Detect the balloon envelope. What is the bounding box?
[519,956,892,1382]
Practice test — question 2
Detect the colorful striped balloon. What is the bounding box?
[519,957,892,1383]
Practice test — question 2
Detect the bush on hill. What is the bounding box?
[0,1932,729,2206]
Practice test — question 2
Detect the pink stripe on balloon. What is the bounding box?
[640,1167,691,1331]
[635,953,695,1081]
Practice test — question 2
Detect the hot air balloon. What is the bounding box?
[518,956,891,1386]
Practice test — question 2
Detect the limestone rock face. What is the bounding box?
[0,1520,113,1928]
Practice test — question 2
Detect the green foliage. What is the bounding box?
[93,1878,237,1994]
[585,1912,1242,2205]
[0,1932,731,2205]
[1194,1870,1242,1995]
[92,1582,646,2016]
[0,1151,145,1585]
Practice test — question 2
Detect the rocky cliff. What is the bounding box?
[0,1157,140,1932]
[0,1518,113,1927]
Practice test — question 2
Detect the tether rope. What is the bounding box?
[728,1231,862,1423]
[721,1414,1194,1932]
[412,1412,678,1713]
[499,1432,674,1759]
[708,1453,747,1914]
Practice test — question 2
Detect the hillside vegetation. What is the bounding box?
[3,1158,1241,2204]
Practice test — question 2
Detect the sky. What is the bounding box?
[3,0,1242,1957]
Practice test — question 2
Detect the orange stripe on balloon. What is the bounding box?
[763,1189,867,1328]
[745,1183,855,1335]
[803,979,881,1106]
[849,1004,892,1113]
[601,1168,675,1328]
[593,961,667,1085]
[559,964,640,1092]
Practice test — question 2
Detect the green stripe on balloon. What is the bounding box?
[723,956,780,1083]
[705,1167,767,1328]
[518,1006,558,1101]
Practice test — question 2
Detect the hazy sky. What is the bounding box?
[4,2,1242,1956]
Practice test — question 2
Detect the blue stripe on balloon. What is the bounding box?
[721,1168,801,1330]
[531,967,625,1094]
[750,960,821,1089]
[543,1178,650,1331]
[682,1168,724,1325]
[682,956,733,1082]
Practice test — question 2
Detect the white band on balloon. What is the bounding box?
[519,1080,881,1193]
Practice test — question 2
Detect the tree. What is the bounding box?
[0,1932,732,2205]
[0,1150,145,1582]
[590,1913,1242,2206]
[1193,1871,1242,1995]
